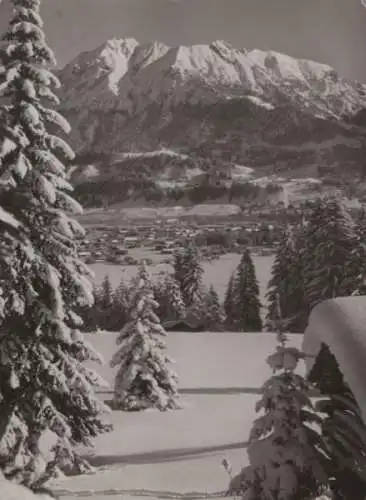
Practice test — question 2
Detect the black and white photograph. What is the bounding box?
[1,0,366,499]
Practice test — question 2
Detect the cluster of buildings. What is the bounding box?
[78,217,280,264]
[78,219,198,263]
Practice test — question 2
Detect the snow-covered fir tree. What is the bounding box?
[152,278,165,321]
[94,274,114,330]
[110,262,180,411]
[98,274,113,311]
[153,273,186,323]
[109,277,129,331]
[77,282,99,332]
[302,198,363,313]
[173,244,203,307]
[184,285,224,331]
[229,333,331,500]
[0,0,111,484]
[201,285,225,331]
[184,292,205,326]
[164,275,186,321]
[224,272,237,331]
[266,226,306,333]
[234,249,262,332]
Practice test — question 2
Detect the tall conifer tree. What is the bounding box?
[0,0,110,484]
[202,285,225,331]
[109,277,129,331]
[173,243,203,307]
[99,274,113,311]
[224,272,237,330]
[266,227,306,333]
[154,273,186,323]
[234,249,262,332]
[302,198,363,314]
[95,274,114,330]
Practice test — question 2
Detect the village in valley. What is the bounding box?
[2,1,366,500]
[78,217,281,264]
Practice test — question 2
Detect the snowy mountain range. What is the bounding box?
[56,38,366,206]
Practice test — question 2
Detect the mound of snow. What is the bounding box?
[0,474,53,500]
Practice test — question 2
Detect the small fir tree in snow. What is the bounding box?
[109,277,129,331]
[152,279,166,322]
[77,283,99,332]
[184,285,224,331]
[234,249,262,332]
[201,285,225,331]
[110,262,180,411]
[266,227,306,333]
[94,274,115,331]
[230,333,331,500]
[0,0,111,484]
[173,244,203,307]
[163,274,186,321]
[224,272,237,331]
[153,273,186,323]
[98,274,113,311]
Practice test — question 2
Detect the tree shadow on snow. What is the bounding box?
[178,387,263,395]
[83,441,249,467]
[99,386,265,402]
[55,486,227,499]
[100,386,319,402]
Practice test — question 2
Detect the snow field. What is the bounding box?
[54,332,303,499]
[86,331,303,391]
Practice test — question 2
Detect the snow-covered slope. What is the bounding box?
[51,331,303,500]
[0,474,53,500]
[59,38,365,115]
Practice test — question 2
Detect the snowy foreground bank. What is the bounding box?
[1,475,53,500]
[50,332,302,500]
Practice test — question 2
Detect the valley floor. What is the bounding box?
[53,332,303,500]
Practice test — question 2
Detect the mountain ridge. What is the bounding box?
[54,38,366,208]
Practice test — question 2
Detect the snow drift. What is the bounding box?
[0,474,53,500]
[302,296,366,422]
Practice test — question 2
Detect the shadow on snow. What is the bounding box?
[82,441,249,467]
[55,487,228,499]
[99,387,264,398]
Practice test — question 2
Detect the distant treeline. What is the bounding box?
[80,197,366,337]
